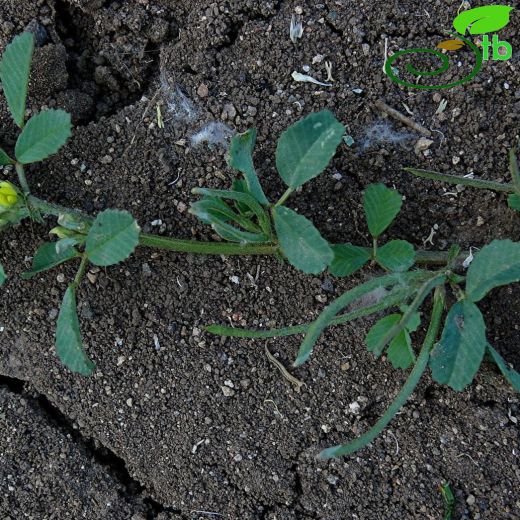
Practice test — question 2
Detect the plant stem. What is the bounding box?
[372,237,378,258]
[275,187,294,207]
[405,167,515,193]
[26,195,466,263]
[318,285,446,459]
[28,196,94,224]
[72,254,89,289]
[139,234,278,255]
[15,163,30,194]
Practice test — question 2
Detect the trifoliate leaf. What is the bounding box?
[387,330,415,370]
[276,110,345,189]
[363,184,402,238]
[430,301,487,391]
[0,32,34,128]
[22,242,79,279]
[56,286,95,376]
[376,240,415,272]
[466,240,520,302]
[15,109,72,164]
[86,209,140,266]
[228,128,268,205]
[329,243,370,277]
[273,206,333,274]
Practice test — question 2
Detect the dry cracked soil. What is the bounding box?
[0,0,519,519]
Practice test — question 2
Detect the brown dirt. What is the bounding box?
[1,1,519,519]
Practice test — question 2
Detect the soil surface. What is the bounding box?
[1,1,519,519]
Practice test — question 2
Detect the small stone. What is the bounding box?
[221,386,235,397]
[197,84,209,97]
[476,216,485,226]
[295,5,303,14]
[56,273,65,283]
[177,201,187,213]
[452,156,461,165]
[349,401,360,414]
[86,272,97,284]
[126,398,133,407]
[315,294,327,303]
[117,356,125,366]
[321,424,331,433]
[414,137,434,155]
[467,495,476,506]
[221,103,237,120]
[224,380,234,388]
[233,454,243,462]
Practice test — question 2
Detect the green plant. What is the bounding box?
[1,32,519,460]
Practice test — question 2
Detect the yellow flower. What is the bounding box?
[0,181,18,208]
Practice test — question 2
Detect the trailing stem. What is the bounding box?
[22,195,466,263]
[318,285,446,459]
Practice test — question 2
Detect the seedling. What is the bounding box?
[1,32,519,461]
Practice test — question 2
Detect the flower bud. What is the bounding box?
[0,181,18,208]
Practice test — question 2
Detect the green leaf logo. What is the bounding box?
[453,5,514,35]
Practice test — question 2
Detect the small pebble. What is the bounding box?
[197,83,209,97]
[221,386,235,397]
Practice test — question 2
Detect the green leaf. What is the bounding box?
[294,270,428,366]
[15,109,72,164]
[366,314,416,369]
[366,314,400,352]
[0,32,34,128]
[56,286,95,376]
[275,110,345,189]
[329,244,370,277]
[318,286,445,459]
[190,197,261,233]
[0,148,14,165]
[192,187,271,236]
[466,240,520,302]
[387,330,415,370]
[507,194,520,212]
[453,5,514,35]
[430,301,487,391]
[369,273,447,358]
[228,128,269,205]
[376,240,415,272]
[57,213,91,234]
[400,307,421,332]
[0,263,6,285]
[22,242,78,279]
[486,344,520,392]
[211,221,269,243]
[86,209,140,266]
[55,237,79,255]
[273,206,333,274]
[363,184,402,238]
